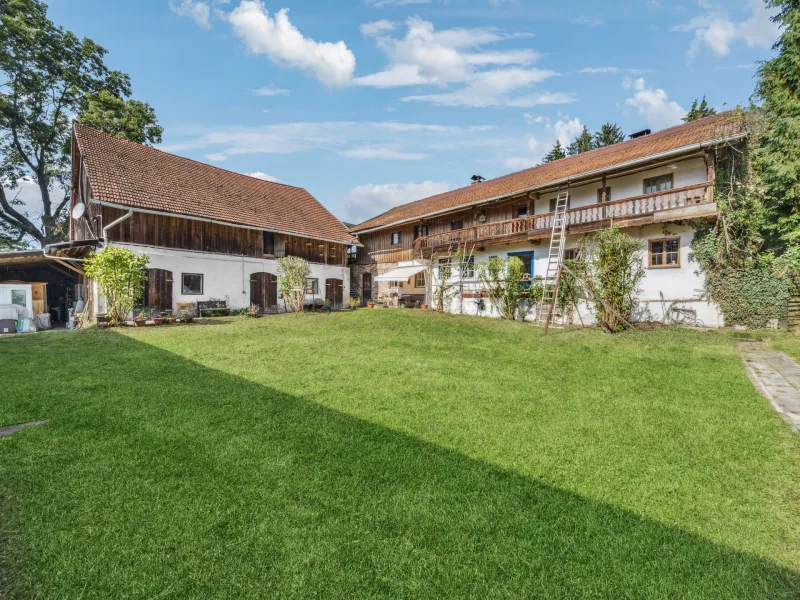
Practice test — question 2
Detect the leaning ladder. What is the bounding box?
[537,190,570,329]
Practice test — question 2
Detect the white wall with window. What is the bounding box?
[105,243,350,314]
[429,222,722,327]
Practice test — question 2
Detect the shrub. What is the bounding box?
[581,225,644,333]
[476,256,525,320]
[84,247,148,326]
[277,256,311,313]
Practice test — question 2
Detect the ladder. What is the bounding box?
[537,190,569,329]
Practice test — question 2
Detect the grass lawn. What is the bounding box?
[1,311,799,599]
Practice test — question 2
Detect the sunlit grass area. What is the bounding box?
[1,311,799,598]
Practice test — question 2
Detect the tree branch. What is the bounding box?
[0,186,44,244]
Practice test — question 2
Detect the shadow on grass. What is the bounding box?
[1,329,798,599]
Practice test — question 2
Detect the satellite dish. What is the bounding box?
[72,203,86,220]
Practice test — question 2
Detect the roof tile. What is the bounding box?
[73,124,357,245]
[350,112,743,233]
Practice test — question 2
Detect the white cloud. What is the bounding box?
[624,78,685,130]
[247,171,279,182]
[573,15,605,27]
[674,0,779,60]
[253,86,290,97]
[354,16,562,107]
[361,20,395,37]
[553,117,584,146]
[205,152,229,161]
[340,145,427,161]
[342,181,450,223]
[170,0,211,29]
[226,2,356,86]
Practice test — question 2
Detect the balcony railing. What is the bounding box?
[414,181,713,251]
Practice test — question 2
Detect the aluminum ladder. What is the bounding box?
[537,190,569,328]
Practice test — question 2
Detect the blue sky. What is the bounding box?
[46,0,780,225]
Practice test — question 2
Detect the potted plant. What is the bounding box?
[323,298,333,313]
[421,304,429,311]
[248,303,261,318]
[348,297,358,311]
[367,300,375,309]
[152,310,165,326]
[134,309,147,327]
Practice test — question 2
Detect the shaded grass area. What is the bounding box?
[1,311,799,598]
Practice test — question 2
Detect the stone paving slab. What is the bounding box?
[739,342,800,432]
[0,420,46,438]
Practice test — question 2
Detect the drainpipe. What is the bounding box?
[103,210,134,246]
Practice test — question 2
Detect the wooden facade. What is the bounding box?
[70,159,348,266]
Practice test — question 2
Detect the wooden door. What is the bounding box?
[250,272,278,312]
[144,269,173,312]
[361,273,372,307]
[325,278,344,309]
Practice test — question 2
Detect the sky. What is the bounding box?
[16,0,784,228]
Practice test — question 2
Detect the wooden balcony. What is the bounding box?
[413,182,714,252]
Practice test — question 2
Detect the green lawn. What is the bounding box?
[1,311,799,599]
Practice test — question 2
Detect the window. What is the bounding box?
[305,278,319,294]
[549,197,571,212]
[649,238,680,268]
[438,257,451,279]
[413,224,429,240]
[509,252,533,286]
[414,271,426,288]
[11,289,26,306]
[451,220,464,231]
[597,187,611,203]
[392,231,402,245]
[461,256,475,278]
[644,174,674,194]
[516,205,528,219]
[347,245,357,265]
[564,249,578,261]
[182,273,203,295]
[263,231,275,255]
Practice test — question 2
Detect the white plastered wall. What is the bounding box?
[96,243,350,314]
[432,224,722,327]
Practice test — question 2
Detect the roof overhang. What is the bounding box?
[351,132,747,235]
[89,199,362,247]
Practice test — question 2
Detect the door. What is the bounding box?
[361,273,372,307]
[325,278,344,309]
[144,269,173,312]
[250,272,278,312]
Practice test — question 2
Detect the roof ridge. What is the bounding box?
[72,123,306,192]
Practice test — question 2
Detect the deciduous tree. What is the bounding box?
[0,0,162,247]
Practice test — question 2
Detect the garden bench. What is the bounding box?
[197,300,230,317]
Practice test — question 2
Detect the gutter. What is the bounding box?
[103,209,134,245]
[89,199,362,247]
[351,133,747,235]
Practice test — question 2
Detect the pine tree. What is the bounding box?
[542,140,567,163]
[683,96,717,122]
[567,126,594,155]
[593,123,625,148]
[755,0,800,245]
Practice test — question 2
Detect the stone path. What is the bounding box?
[739,342,800,432]
[0,420,46,438]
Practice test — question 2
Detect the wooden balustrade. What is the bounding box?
[414,181,713,251]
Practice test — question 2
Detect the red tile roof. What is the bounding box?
[350,112,744,233]
[73,124,358,245]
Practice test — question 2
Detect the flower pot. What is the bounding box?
[349,306,356,311]
[134,319,147,327]
[421,305,428,311]
[153,317,165,326]
[324,306,333,313]
[367,303,375,309]
[167,318,177,325]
